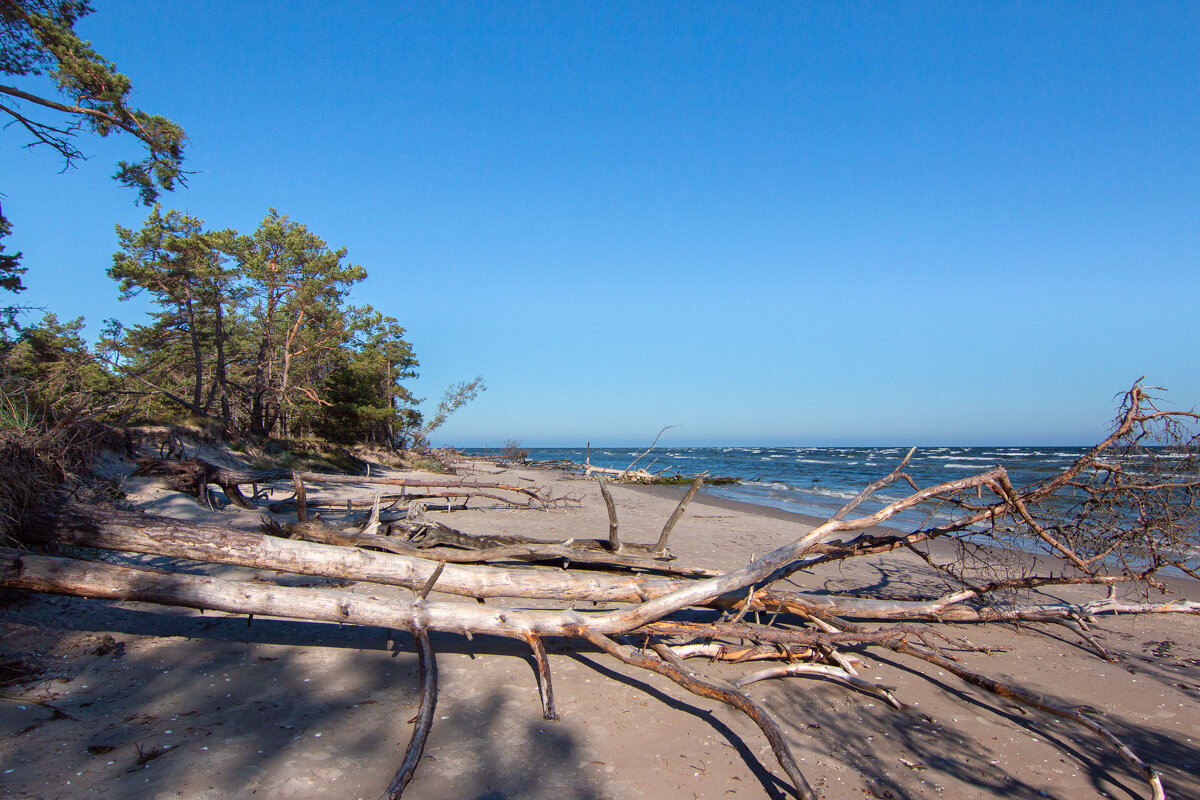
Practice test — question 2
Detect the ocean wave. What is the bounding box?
[742,480,796,492]
[927,455,994,461]
[794,486,861,500]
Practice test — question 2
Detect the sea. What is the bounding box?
[469,445,1097,532]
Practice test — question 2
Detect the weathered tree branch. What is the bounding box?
[379,626,436,800]
[8,382,1196,799]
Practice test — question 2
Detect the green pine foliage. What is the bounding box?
[102,206,426,446]
[2,0,187,340]
[2,312,113,418]
[0,0,187,204]
[0,6,478,451]
[0,208,26,332]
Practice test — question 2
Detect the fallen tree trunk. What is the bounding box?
[2,543,1173,800]
[10,382,1195,799]
[35,507,1200,621]
[134,458,578,510]
[134,458,285,509]
[291,470,579,509]
[0,546,540,636]
[264,516,712,576]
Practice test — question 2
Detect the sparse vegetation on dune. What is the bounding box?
[0,394,129,547]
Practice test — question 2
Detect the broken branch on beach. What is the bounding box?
[8,381,1199,799]
[135,457,581,511]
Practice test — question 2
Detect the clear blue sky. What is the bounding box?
[3,2,1197,446]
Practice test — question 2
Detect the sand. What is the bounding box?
[2,455,1198,800]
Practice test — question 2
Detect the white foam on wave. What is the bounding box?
[745,481,795,492]
[798,486,909,504]
[801,486,862,500]
[927,455,994,461]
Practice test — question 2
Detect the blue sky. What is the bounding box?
[3,2,1197,446]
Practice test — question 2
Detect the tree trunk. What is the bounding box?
[249,337,271,437]
[184,289,204,415]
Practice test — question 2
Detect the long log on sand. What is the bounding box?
[135,458,569,509]
[2,544,1169,800]
[36,508,1200,623]
[292,471,546,495]
[19,385,1195,800]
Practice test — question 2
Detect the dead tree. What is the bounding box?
[133,458,287,509]
[6,382,1198,799]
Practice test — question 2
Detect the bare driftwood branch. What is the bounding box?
[11,382,1198,799]
[292,470,309,522]
[656,474,704,554]
[525,633,559,721]
[581,630,816,800]
[380,626,436,800]
[135,458,578,511]
[619,424,677,479]
[598,476,620,552]
[730,662,906,710]
[37,506,1200,619]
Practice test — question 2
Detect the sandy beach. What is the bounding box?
[2,455,1198,800]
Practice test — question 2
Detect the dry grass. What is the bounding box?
[0,408,130,548]
[0,429,68,546]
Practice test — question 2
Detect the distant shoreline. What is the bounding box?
[521,461,1200,590]
[489,444,1109,531]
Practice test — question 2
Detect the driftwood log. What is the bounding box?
[7,382,1200,799]
[135,459,580,511]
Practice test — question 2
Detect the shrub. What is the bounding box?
[500,439,529,464]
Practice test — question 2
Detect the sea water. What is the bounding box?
[473,445,1096,530]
